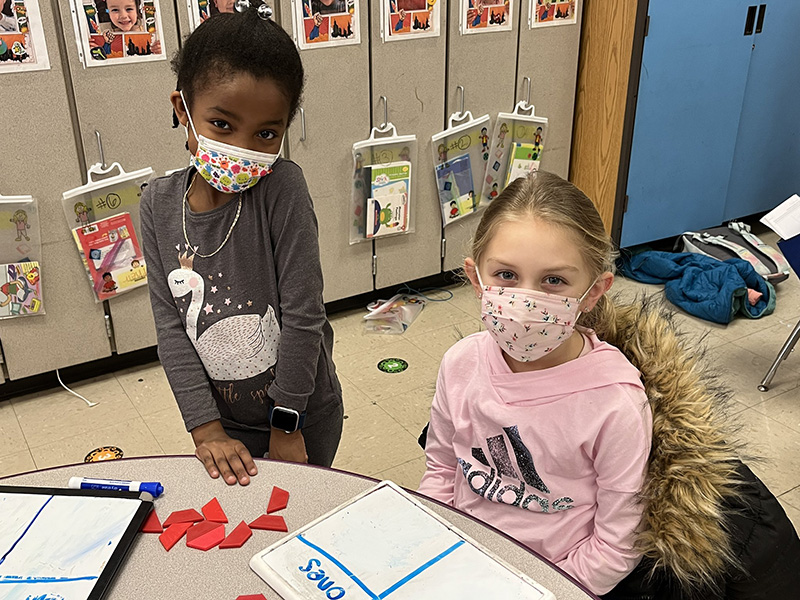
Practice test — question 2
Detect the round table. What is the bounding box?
[0,456,598,599]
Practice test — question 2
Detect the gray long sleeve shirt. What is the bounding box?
[140,160,341,433]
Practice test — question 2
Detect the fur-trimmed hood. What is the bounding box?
[602,295,746,593]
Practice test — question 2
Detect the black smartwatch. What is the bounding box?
[268,404,306,433]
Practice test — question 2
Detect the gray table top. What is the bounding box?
[0,456,597,599]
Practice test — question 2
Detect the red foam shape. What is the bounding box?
[185,520,219,543]
[186,522,225,551]
[162,508,203,527]
[249,514,288,532]
[236,595,267,600]
[202,497,228,523]
[219,520,252,549]
[159,522,192,551]
[141,508,163,533]
[267,486,290,514]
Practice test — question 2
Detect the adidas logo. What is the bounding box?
[457,425,574,513]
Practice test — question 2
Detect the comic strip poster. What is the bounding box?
[529,0,576,28]
[292,0,359,50]
[382,0,440,42]
[187,0,234,30]
[461,0,512,35]
[70,0,166,67]
[0,0,50,73]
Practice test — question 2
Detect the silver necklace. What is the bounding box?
[182,174,243,259]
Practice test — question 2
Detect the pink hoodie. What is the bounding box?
[419,330,652,595]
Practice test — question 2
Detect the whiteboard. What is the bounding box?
[0,487,149,600]
[250,481,555,600]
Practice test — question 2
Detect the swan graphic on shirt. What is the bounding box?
[167,250,280,381]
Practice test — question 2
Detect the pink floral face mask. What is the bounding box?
[476,267,594,363]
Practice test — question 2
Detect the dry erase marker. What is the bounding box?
[68,477,164,498]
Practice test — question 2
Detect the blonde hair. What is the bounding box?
[471,170,619,337]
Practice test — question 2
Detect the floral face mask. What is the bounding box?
[476,267,594,363]
[181,91,280,194]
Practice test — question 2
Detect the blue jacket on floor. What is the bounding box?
[617,251,775,324]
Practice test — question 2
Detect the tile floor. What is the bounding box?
[1,242,799,535]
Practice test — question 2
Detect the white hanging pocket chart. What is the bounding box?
[250,481,555,600]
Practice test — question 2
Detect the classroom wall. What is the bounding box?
[0,0,582,385]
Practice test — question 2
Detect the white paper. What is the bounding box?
[760,193,800,240]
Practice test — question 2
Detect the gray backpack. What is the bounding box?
[676,222,790,284]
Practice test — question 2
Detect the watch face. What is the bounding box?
[271,406,300,432]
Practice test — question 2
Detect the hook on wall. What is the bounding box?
[522,77,531,105]
[379,95,388,128]
[299,107,307,142]
[95,130,106,169]
[456,85,465,117]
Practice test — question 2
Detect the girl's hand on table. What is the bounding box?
[192,420,258,485]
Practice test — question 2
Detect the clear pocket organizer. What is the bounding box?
[0,194,45,319]
[479,101,548,205]
[350,122,417,245]
[431,110,491,226]
[62,162,153,302]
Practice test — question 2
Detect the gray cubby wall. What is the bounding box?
[0,0,581,384]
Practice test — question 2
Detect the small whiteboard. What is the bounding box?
[250,481,555,600]
[0,485,151,600]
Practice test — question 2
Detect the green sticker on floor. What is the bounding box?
[377,358,408,373]
[84,446,124,463]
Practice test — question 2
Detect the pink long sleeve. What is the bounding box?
[418,368,457,506]
[415,331,652,596]
[555,395,650,594]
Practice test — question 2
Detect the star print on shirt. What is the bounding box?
[237,304,242,309]
[247,300,253,307]
[208,275,213,280]
[203,303,213,315]
[218,272,223,278]
[224,298,231,306]
[211,286,218,293]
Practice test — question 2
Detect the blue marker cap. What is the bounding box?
[140,482,164,498]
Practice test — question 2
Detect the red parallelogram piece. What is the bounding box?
[267,486,290,514]
[249,514,288,532]
[219,521,253,549]
[202,497,228,523]
[236,595,267,600]
[159,522,192,551]
[141,508,163,533]
[162,508,204,528]
[186,521,225,551]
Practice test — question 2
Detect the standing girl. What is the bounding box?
[141,2,343,486]
[419,171,800,598]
